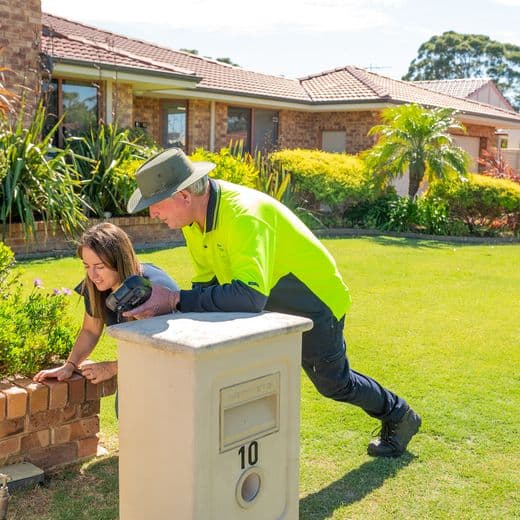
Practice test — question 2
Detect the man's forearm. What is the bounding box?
[180,280,267,313]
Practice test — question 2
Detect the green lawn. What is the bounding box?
[9,237,520,519]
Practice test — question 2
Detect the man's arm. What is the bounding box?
[179,280,267,312]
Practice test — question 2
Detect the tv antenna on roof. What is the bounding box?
[365,64,392,71]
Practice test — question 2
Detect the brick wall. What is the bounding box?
[279,109,379,152]
[187,99,211,152]
[214,102,229,151]
[134,96,161,143]
[112,82,133,128]
[3,217,185,259]
[0,0,42,117]
[0,374,116,470]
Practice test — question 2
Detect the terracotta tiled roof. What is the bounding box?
[41,13,520,124]
[300,67,520,121]
[412,78,491,98]
[42,13,308,101]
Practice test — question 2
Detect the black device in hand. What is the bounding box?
[106,275,152,313]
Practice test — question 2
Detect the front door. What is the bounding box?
[252,110,279,153]
[162,101,187,149]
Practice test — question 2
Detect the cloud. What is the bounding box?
[42,0,403,32]
[492,0,520,5]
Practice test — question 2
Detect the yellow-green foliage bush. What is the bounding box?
[426,173,520,234]
[190,147,258,188]
[269,149,379,212]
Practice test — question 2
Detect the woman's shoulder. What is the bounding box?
[142,263,179,291]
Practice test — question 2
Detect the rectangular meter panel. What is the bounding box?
[220,373,280,452]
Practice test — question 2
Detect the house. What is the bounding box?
[413,78,520,172]
[3,0,520,175]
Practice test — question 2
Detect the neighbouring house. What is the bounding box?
[414,78,520,172]
[2,0,520,182]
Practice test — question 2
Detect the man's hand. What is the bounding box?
[122,284,180,319]
[33,363,75,383]
[80,360,118,384]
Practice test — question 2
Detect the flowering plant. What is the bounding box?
[0,243,77,377]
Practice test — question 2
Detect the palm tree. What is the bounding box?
[366,104,469,198]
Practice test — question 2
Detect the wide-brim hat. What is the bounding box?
[127,148,216,214]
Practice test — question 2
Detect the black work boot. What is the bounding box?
[367,408,421,457]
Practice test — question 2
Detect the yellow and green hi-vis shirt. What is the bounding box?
[180,179,351,319]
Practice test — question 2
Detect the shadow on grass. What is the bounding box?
[299,452,416,520]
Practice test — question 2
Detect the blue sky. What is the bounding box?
[41,0,520,80]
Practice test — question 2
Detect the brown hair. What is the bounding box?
[77,223,141,320]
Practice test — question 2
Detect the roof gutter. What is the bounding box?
[51,59,202,88]
[136,86,394,111]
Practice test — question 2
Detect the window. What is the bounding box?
[162,101,187,149]
[227,107,251,151]
[43,79,99,146]
[322,131,346,153]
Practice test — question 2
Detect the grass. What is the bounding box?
[8,237,520,519]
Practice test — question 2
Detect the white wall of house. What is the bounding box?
[505,129,520,149]
[469,85,513,112]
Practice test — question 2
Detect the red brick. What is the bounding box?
[79,400,100,418]
[0,417,24,439]
[77,436,99,459]
[26,409,62,431]
[26,443,78,471]
[101,376,118,397]
[44,380,68,409]
[67,373,85,404]
[62,405,77,422]
[0,436,21,458]
[0,384,27,418]
[20,429,50,451]
[0,393,5,421]
[85,381,102,401]
[14,379,49,414]
[52,417,99,444]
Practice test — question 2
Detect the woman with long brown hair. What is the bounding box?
[33,222,177,385]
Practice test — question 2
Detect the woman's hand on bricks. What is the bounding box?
[80,360,118,384]
[33,363,75,383]
[122,284,180,320]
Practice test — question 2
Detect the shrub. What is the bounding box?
[426,174,520,235]
[190,147,258,188]
[478,148,520,184]
[0,243,77,377]
[0,102,87,240]
[343,189,399,229]
[416,197,452,235]
[269,149,380,225]
[68,124,157,217]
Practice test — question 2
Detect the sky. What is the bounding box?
[41,0,520,80]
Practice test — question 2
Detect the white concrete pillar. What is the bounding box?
[108,311,312,520]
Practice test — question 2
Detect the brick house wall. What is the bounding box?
[188,99,211,152]
[0,0,42,116]
[279,110,379,152]
[214,102,230,151]
[134,96,161,143]
[112,82,133,128]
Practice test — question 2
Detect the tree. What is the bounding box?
[365,104,469,198]
[403,31,520,110]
